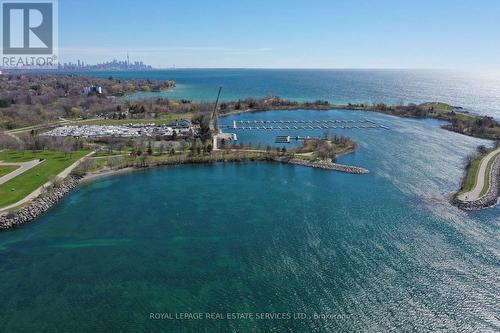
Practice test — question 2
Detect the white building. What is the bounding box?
[83,85,103,95]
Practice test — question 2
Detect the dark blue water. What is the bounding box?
[80,69,500,119]
[0,109,498,332]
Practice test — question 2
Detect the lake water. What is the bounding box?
[0,109,498,332]
[79,69,500,119]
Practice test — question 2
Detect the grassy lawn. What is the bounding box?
[0,150,50,162]
[68,113,192,126]
[459,149,500,196]
[0,150,89,208]
[7,120,71,134]
[459,157,482,194]
[419,102,453,112]
[0,165,19,177]
[93,149,131,157]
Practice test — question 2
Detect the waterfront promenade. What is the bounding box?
[458,148,500,201]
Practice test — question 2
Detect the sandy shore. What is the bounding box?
[81,167,136,183]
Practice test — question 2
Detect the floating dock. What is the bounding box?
[220,119,388,130]
[275,135,319,143]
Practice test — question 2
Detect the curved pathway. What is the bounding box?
[0,151,94,213]
[458,147,500,201]
[3,131,23,143]
[0,159,44,185]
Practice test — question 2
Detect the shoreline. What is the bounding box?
[0,175,82,230]
[80,167,136,183]
[0,152,368,230]
[451,152,500,210]
[1,101,497,227]
[219,106,499,210]
[215,100,499,141]
[82,152,367,182]
[0,151,94,214]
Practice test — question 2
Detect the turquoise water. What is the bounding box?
[77,69,500,119]
[0,110,498,332]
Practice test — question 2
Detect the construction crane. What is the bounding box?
[210,87,222,134]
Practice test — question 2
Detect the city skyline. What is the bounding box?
[58,57,153,71]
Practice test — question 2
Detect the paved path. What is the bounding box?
[458,147,500,201]
[56,151,95,178]
[3,131,23,143]
[0,159,44,185]
[0,151,94,213]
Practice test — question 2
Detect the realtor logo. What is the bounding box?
[1,0,57,67]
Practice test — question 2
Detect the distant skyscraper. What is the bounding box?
[57,57,153,71]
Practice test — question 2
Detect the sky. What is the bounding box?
[58,0,500,69]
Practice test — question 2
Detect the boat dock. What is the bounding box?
[275,135,319,143]
[220,119,388,130]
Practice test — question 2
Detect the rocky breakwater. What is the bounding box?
[280,158,369,174]
[0,175,82,230]
[452,154,500,210]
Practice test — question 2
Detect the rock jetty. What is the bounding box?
[281,158,369,174]
[0,175,81,230]
[0,154,369,231]
[452,154,500,210]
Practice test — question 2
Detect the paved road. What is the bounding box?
[0,159,44,185]
[1,130,23,143]
[459,147,500,201]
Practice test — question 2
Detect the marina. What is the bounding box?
[220,119,388,130]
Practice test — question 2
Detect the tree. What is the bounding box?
[147,141,153,156]
[477,145,488,154]
[198,115,212,141]
[178,141,187,151]
[63,144,74,158]
[190,140,198,156]
[206,143,213,154]
[69,107,80,118]
[315,141,336,160]
[139,155,147,167]
[115,142,125,153]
